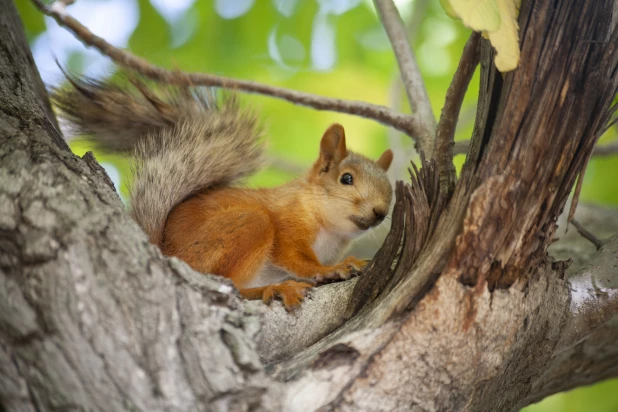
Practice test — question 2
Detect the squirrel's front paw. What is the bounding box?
[262,280,313,312]
[315,257,370,285]
[343,256,370,272]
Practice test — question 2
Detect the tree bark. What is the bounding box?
[2,0,618,411]
[0,2,278,411]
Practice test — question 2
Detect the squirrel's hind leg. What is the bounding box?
[166,206,275,286]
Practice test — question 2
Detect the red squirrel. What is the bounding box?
[54,75,393,310]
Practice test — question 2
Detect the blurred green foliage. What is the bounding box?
[15,0,618,410]
[525,379,618,412]
[15,0,46,41]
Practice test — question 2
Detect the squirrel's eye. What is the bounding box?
[340,173,354,185]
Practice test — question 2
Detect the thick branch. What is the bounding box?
[251,279,358,363]
[255,203,618,366]
[373,0,436,154]
[522,207,618,404]
[558,208,618,351]
[558,236,618,350]
[0,2,279,409]
[523,319,618,408]
[30,0,425,141]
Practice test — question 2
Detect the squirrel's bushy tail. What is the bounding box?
[53,75,265,246]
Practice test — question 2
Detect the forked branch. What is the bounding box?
[30,0,427,141]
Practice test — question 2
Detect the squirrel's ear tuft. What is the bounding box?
[319,123,347,166]
[376,149,393,171]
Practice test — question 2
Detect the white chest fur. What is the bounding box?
[312,229,349,265]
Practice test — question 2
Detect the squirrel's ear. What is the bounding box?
[319,123,347,166]
[376,149,393,171]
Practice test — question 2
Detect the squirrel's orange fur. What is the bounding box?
[53,74,393,310]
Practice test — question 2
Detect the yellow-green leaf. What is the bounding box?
[439,0,458,20]
[440,0,522,72]
[486,0,522,72]
[449,0,501,32]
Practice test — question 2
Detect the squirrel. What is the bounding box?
[53,74,393,311]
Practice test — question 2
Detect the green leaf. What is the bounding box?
[14,0,47,41]
[439,0,458,19]
[128,0,171,60]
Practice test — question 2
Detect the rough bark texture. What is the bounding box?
[0,2,279,410]
[2,0,618,411]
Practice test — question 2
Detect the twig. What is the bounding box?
[452,139,618,157]
[407,0,429,46]
[386,77,408,183]
[386,0,428,178]
[567,161,590,234]
[571,219,603,250]
[453,140,471,155]
[567,121,618,235]
[433,33,480,195]
[592,141,618,156]
[30,0,426,142]
[373,0,436,155]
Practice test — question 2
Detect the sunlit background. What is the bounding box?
[14,1,618,410]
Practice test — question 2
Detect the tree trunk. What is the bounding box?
[1,0,618,411]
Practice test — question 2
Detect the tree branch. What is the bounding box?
[385,0,429,179]
[434,32,481,194]
[570,219,604,250]
[30,0,427,142]
[593,140,618,156]
[558,234,618,351]
[1,3,278,409]
[251,279,358,363]
[373,0,436,155]
[453,139,471,155]
[453,139,618,157]
[552,206,618,353]
[523,318,618,408]
[523,236,618,407]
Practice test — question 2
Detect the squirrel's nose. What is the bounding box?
[373,207,386,223]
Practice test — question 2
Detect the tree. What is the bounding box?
[2,0,618,410]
